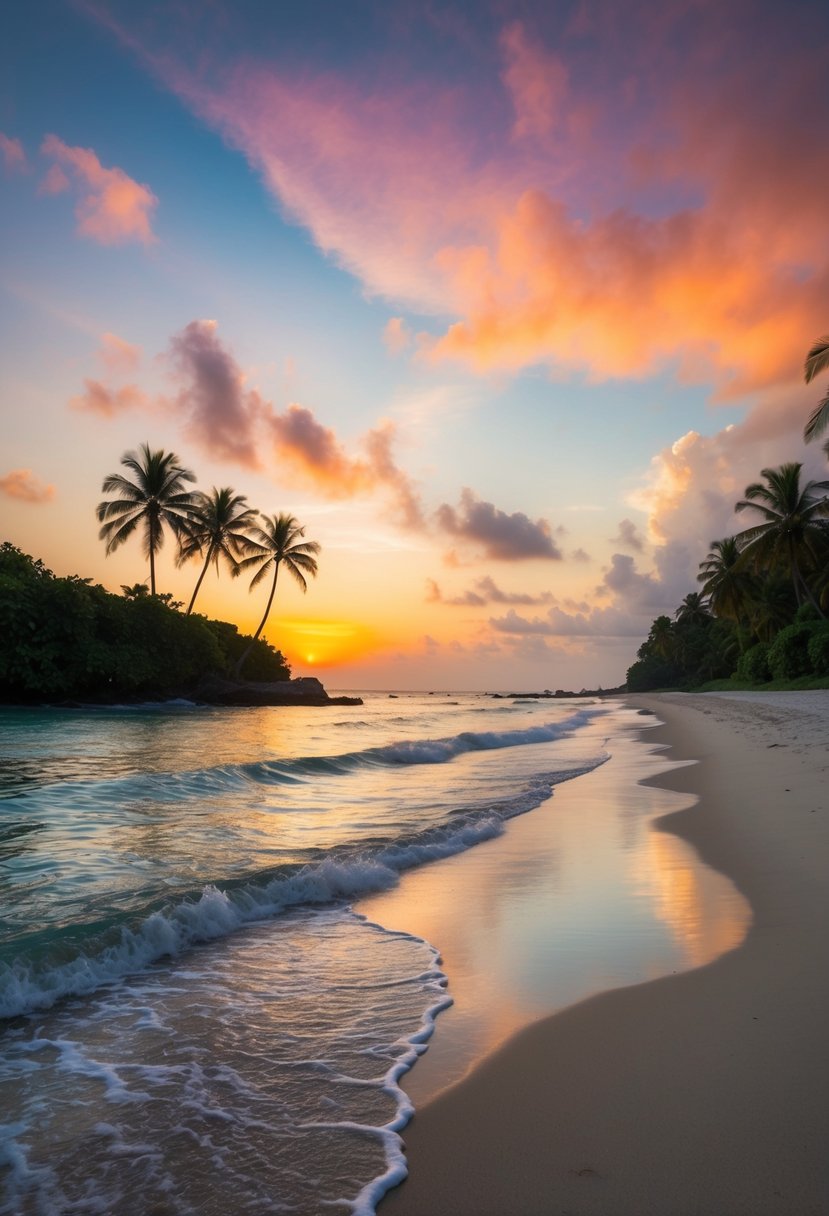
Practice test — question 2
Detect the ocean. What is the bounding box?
[0,692,614,1215]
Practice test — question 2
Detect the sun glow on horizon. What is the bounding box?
[269,618,377,668]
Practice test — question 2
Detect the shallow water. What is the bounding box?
[0,693,609,1214]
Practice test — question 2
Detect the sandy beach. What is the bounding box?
[380,691,829,1216]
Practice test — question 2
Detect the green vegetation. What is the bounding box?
[96,443,199,597]
[95,445,320,669]
[0,543,291,703]
[1,442,323,700]
[177,486,260,616]
[235,514,320,677]
[627,461,829,692]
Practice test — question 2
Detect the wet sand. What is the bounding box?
[379,691,829,1215]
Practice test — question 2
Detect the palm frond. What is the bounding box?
[804,388,829,442]
[804,335,829,384]
[248,561,273,591]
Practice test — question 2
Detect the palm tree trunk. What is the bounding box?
[234,562,280,679]
[187,545,214,615]
[149,543,156,597]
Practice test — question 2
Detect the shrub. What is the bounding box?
[807,625,829,675]
[735,642,771,683]
[767,622,817,680]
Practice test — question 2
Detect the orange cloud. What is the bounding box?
[133,4,829,396]
[0,132,27,172]
[268,405,424,526]
[0,469,55,503]
[40,134,158,245]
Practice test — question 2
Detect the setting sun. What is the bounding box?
[270,618,376,669]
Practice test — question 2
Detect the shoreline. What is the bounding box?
[380,691,829,1215]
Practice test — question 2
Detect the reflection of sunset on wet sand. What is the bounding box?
[360,703,750,1104]
[635,823,750,968]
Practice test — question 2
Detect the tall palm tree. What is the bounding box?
[735,462,829,616]
[698,536,757,626]
[96,443,198,596]
[178,488,260,615]
[234,514,320,677]
[804,334,829,444]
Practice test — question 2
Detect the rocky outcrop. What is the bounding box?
[194,675,362,707]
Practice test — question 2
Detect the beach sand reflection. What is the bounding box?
[358,710,750,1106]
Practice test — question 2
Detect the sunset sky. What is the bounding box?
[2,0,829,691]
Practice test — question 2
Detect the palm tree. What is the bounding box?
[648,615,675,661]
[234,513,320,677]
[96,444,198,596]
[804,334,829,444]
[698,536,757,627]
[735,462,829,616]
[178,488,260,615]
[674,591,710,627]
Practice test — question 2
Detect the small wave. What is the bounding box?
[0,757,604,1021]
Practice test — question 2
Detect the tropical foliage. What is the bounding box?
[89,441,322,686]
[97,444,199,596]
[627,461,829,691]
[0,544,291,702]
[234,514,320,677]
[177,487,260,615]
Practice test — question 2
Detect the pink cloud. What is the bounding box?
[40,134,158,245]
[383,317,411,355]
[0,469,55,503]
[98,331,142,375]
[38,163,70,195]
[69,379,148,417]
[167,319,263,468]
[500,22,569,140]
[118,3,829,395]
[0,133,27,172]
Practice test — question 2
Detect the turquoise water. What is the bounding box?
[0,693,607,1214]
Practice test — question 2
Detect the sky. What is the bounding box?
[2,0,829,691]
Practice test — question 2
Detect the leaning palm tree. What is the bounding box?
[96,443,198,596]
[234,513,320,677]
[178,488,260,615]
[735,462,829,616]
[804,334,829,444]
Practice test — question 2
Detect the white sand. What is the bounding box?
[380,691,829,1215]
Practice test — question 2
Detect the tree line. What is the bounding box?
[0,542,292,702]
[628,334,829,691]
[627,461,829,690]
[0,440,324,702]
